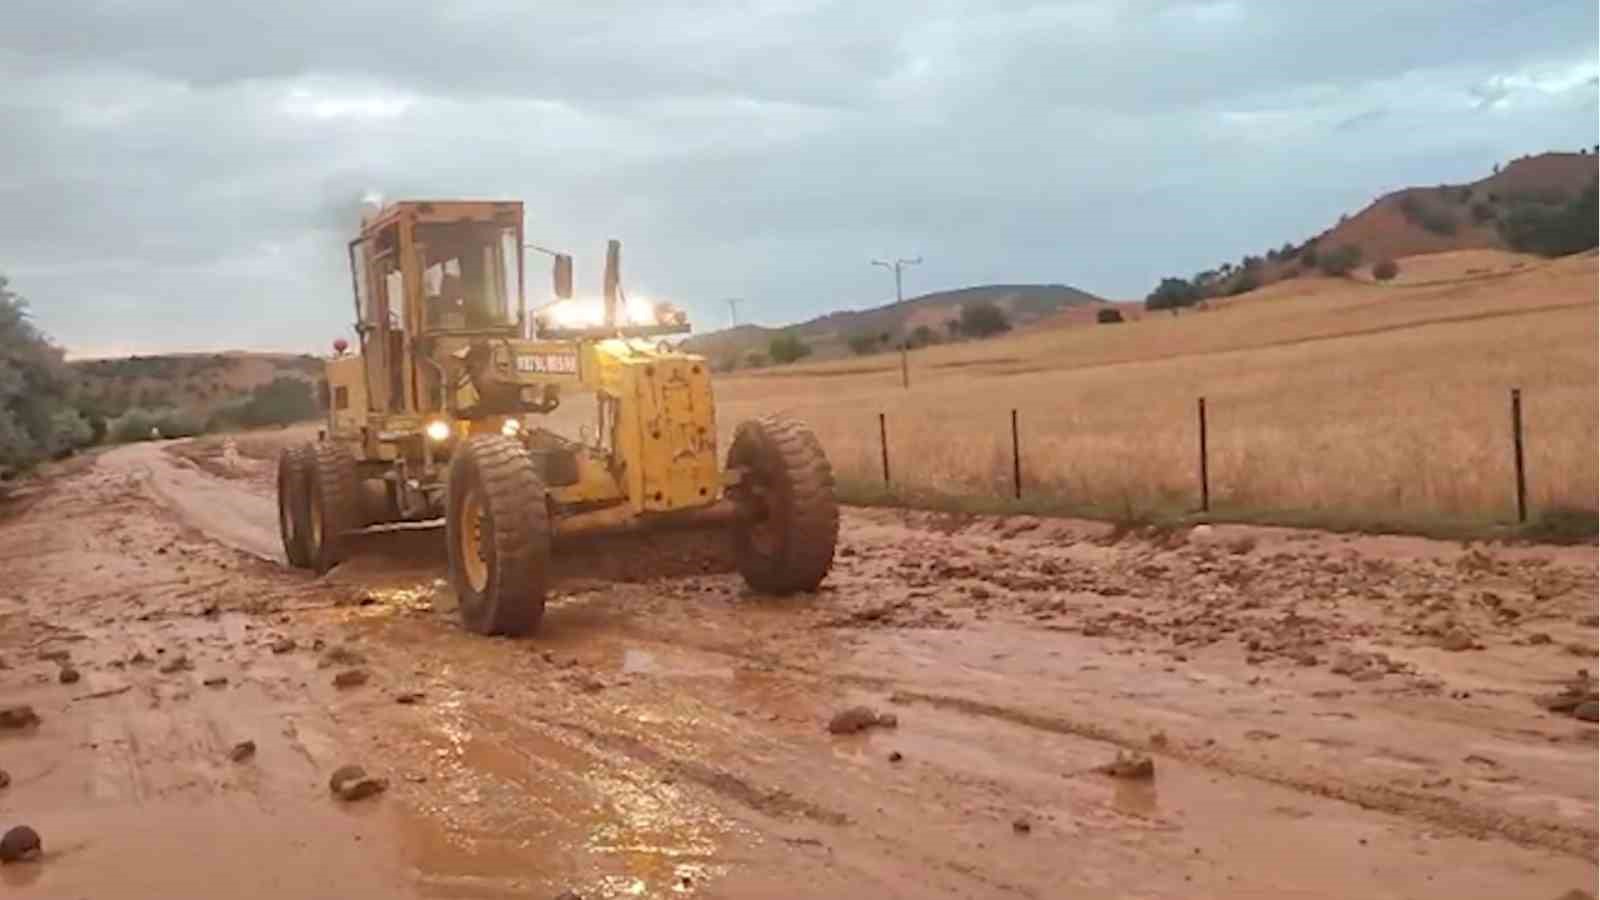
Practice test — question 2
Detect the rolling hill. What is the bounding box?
[71,351,322,420]
[1190,150,1597,298]
[681,283,1105,366]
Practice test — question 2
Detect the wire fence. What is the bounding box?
[866,387,1542,527]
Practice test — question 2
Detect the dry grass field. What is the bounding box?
[711,250,1598,536]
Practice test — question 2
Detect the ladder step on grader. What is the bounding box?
[276,200,837,635]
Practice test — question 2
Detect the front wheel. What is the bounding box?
[276,445,314,568]
[446,435,550,636]
[307,442,358,574]
[727,414,839,595]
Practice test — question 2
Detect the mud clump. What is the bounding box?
[269,637,296,654]
[1096,750,1155,780]
[394,691,425,705]
[0,706,40,730]
[58,666,81,684]
[0,769,10,789]
[332,668,370,689]
[229,740,256,762]
[158,654,193,674]
[1439,628,1477,652]
[329,764,387,802]
[1012,817,1031,834]
[1534,670,1599,721]
[203,675,229,688]
[0,825,41,863]
[827,706,898,735]
[319,645,366,668]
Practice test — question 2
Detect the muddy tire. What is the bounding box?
[446,435,549,636]
[728,414,839,594]
[276,445,314,568]
[307,442,358,574]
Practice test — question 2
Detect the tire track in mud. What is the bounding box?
[531,715,851,827]
[597,623,1600,861]
[881,689,1599,862]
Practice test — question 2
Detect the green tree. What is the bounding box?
[1096,308,1124,324]
[1145,277,1199,311]
[906,324,939,348]
[958,300,1011,337]
[0,274,82,471]
[768,333,813,365]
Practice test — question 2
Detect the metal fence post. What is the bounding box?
[1011,409,1022,500]
[1197,397,1210,513]
[879,412,891,485]
[1511,388,1527,524]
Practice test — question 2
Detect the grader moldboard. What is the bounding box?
[276,200,837,635]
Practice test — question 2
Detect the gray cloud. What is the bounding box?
[1,0,1595,355]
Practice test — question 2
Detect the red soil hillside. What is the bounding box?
[1252,151,1597,287]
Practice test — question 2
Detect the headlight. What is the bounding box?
[425,420,452,442]
[501,419,521,437]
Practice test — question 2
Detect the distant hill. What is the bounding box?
[683,283,1104,365]
[72,351,322,420]
[1173,150,1598,300]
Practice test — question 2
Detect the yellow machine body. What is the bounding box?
[321,199,723,528]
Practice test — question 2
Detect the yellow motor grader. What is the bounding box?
[277,200,837,635]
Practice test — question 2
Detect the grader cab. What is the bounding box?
[277,200,837,635]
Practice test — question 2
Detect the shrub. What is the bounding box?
[111,407,204,443]
[958,300,1011,337]
[768,333,813,365]
[847,334,880,356]
[906,325,939,348]
[1227,269,1261,295]
[1398,194,1458,235]
[1096,308,1124,324]
[743,352,769,369]
[1498,183,1599,257]
[1470,202,1496,224]
[1318,244,1364,277]
[207,377,318,430]
[1372,259,1400,281]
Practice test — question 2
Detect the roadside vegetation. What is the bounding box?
[0,271,322,481]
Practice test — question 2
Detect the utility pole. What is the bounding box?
[871,256,922,305]
[723,297,745,328]
[873,257,921,391]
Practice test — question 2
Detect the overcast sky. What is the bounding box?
[2,0,1595,357]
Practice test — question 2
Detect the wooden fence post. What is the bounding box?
[1197,397,1210,514]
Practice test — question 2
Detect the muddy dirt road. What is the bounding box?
[1,441,1596,899]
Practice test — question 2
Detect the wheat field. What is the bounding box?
[710,250,1598,532]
